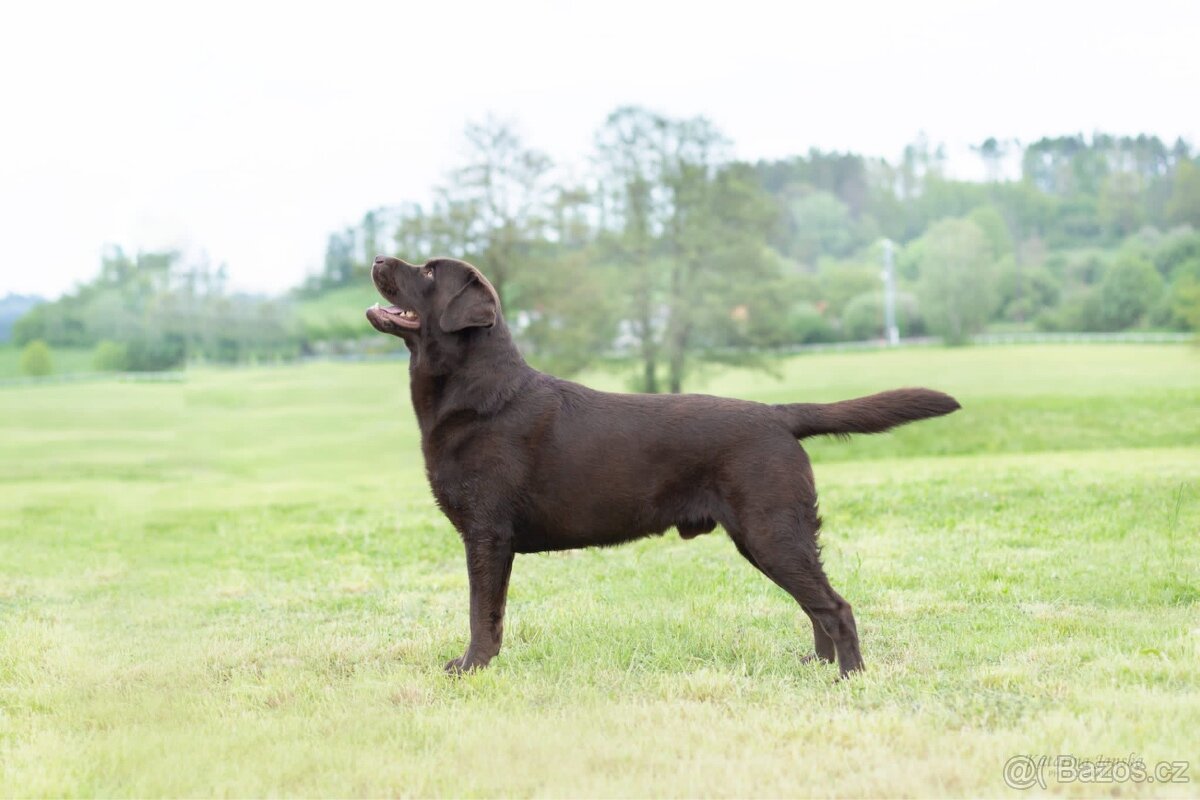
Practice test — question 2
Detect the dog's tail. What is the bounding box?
[775,388,960,440]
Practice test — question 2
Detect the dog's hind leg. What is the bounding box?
[728,495,863,677]
[729,535,836,664]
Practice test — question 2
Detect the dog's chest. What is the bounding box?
[422,427,521,531]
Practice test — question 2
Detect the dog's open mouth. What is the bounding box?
[366,303,420,331]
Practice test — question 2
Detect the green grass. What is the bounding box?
[1,344,1198,797]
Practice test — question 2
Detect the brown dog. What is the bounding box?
[366,256,959,677]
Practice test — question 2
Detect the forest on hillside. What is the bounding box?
[13,108,1200,387]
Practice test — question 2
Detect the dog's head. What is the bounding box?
[366,256,501,346]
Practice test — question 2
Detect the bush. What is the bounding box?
[997,258,1062,322]
[19,340,53,376]
[841,291,923,341]
[779,302,835,345]
[124,335,186,372]
[92,340,129,372]
[841,292,887,341]
[1089,254,1164,330]
[1171,275,1200,332]
[1036,295,1087,332]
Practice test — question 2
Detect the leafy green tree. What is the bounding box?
[1088,253,1164,330]
[780,190,856,264]
[1171,275,1200,332]
[967,205,1014,259]
[1166,160,1200,227]
[1151,228,1200,279]
[972,137,1011,182]
[915,218,998,344]
[319,229,357,291]
[594,109,786,392]
[445,117,553,306]
[19,340,53,376]
[996,257,1061,322]
[660,144,780,392]
[511,251,619,376]
[594,106,671,392]
[1098,172,1144,237]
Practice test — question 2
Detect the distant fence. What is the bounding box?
[972,331,1192,345]
[0,370,185,389]
[0,331,1191,388]
[758,330,1193,356]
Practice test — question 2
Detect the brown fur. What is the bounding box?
[366,256,961,677]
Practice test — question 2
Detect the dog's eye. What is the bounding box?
[421,267,434,280]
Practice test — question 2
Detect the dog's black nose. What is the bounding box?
[374,254,386,265]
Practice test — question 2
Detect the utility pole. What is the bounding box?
[881,239,899,345]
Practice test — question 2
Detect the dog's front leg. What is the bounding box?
[445,530,514,674]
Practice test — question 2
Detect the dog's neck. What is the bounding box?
[407,318,534,439]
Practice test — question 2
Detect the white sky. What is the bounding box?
[2,0,1197,299]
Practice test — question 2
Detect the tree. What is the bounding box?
[658,116,734,393]
[967,205,1014,259]
[1089,253,1164,330]
[780,191,856,264]
[1171,275,1200,333]
[19,340,53,376]
[660,160,784,392]
[1098,171,1144,237]
[511,252,619,376]
[13,248,296,368]
[594,106,674,392]
[972,137,1011,182]
[443,117,553,305]
[996,257,1060,322]
[1166,160,1200,227]
[594,108,785,392]
[915,218,998,344]
[320,229,356,290]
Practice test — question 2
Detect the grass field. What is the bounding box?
[1,344,1198,797]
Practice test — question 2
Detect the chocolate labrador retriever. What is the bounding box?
[366,256,959,677]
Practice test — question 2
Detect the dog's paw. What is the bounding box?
[443,654,489,675]
[800,652,834,665]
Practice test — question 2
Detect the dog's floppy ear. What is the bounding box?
[439,273,498,332]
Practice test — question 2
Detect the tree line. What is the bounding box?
[14,108,1200,386]
[14,247,294,371]
[301,110,1200,388]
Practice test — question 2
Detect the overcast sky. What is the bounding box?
[2,0,1197,299]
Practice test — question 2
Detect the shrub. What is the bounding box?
[841,291,923,341]
[124,335,186,372]
[92,340,129,372]
[19,340,53,376]
[1089,254,1164,330]
[783,302,835,345]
